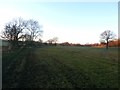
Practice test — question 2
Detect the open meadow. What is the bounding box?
[2,46,119,88]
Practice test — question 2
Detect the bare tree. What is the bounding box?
[47,37,58,46]
[1,18,43,48]
[26,19,43,41]
[1,17,26,48]
[47,39,54,44]
[38,38,43,43]
[1,17,25,41]
[52,37,58,44]
[52,37,58,46]
[100,30,116,49]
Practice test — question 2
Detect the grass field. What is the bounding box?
[2,46,119,88]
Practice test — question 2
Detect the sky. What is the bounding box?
[0,0,118,44]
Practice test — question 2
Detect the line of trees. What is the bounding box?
[1,17,118,50]
[57,39,120,48]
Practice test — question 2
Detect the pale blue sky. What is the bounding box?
[0,1,118,44]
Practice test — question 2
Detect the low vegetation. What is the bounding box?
[2,46,118,88]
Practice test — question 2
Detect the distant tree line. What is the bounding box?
[1,17,118,51]
[57,39,120,47]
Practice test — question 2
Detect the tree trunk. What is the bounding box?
[106,39,109,50]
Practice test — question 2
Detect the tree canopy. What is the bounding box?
[1,17,43,48]
[100,30,116,49]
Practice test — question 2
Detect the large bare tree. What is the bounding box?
[1,18,26,48]
[26,19,43,41]
[100,30,116,49]
[1,17,43,48]
[1,17,25,41]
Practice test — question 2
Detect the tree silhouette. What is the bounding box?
[1,17,43,48]
[100,30,116,49]
[47,37,58,46]
[52,37,58,43]
[2,18,25,41]
[52,37,58,46]
[26,19,43,41]
[1,17,26,47]
[47,39,54,45]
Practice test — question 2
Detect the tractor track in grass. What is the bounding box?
[36,48,99,88]
[17,48,72,88]
[47,56,97,88]
[34,47,118,88]
[2,48,28,88]
[16,48,96,88]
[2,47,118,88]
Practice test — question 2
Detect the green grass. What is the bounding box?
[2,46,119,88]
